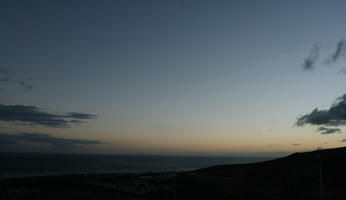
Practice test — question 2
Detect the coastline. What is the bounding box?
[0,152,274,178]
[3,147,346,199]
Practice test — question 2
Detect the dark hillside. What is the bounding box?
[1,147,346,200]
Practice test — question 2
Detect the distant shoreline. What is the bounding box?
[0,152,274,178]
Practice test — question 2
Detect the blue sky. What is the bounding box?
[1,0,346,155]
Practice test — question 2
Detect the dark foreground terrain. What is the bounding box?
[1,147,346,200]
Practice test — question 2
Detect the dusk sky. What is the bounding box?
[1,0,346,156]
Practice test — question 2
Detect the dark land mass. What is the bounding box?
[1,147,346,200]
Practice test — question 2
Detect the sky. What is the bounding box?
[1,0,346,156]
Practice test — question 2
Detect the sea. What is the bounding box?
[0,152,273,177]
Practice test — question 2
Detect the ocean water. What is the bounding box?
[0,152,273,177]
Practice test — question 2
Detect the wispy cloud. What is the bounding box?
[19,80,34,90]
[316,126,342,134]
[258,128,272,133]
[0,76,12,82]
[0,68,15,76]
[327,40,346,63]
[0,67,35,91]
[296,93,346,127]
[267,144,278,148]
[0,67,15,89]
[302,40,346,72]
[338,68,346,75]
[0,132,105,150]
[0,104,97,128]
[302,45,319,71]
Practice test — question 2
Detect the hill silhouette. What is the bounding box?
[1,147,346,200]
[192,146,346,199]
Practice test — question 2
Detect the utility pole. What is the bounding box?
[173,176,176,200]
[315,154,323,200]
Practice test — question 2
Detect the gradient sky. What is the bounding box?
[1,0,346,156]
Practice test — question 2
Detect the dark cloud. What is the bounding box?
[302,45,319,71]
[316,126,342,134]
[0,104,97,128]
[296,93,346,127]
[0,132,104,150]
[292,144,301,146]
[328,40,346,63]
[67,112,98,119]
[19,81,34,90]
